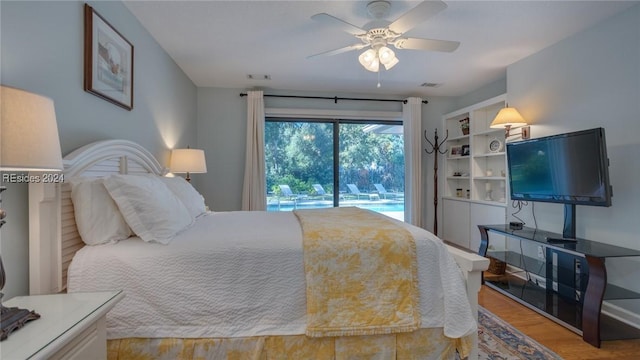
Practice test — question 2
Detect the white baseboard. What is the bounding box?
[602,301,640,330]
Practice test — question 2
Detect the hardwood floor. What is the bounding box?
[478,285,640,359]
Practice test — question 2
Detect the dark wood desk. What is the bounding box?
[478,224,640,348]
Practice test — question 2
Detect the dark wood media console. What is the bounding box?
[478,224,640,348]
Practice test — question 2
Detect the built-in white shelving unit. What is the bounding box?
[441,94,509,251]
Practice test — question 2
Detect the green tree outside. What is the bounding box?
[265,121,404,198]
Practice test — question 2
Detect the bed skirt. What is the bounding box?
[107,329,472,359]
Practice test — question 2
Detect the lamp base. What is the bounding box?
[0,303,40,341]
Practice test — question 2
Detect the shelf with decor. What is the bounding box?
[442,94,507,204]
[441,94,509,251]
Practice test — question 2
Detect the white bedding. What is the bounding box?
[67,211,476,339]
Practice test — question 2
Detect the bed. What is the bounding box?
[29,139,489,359]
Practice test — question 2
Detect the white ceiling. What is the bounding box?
[123,1,636,97]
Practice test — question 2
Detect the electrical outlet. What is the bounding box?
[537,245,544,259]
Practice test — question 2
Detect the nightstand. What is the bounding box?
[0,290,123,359]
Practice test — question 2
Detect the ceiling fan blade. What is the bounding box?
[307,43,368,59]
[388,0,447,34]
[311,13,366,36]
[394,37,460,52]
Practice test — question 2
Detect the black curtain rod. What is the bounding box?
[239,93,428,104]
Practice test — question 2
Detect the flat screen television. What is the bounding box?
[506,127,612,240]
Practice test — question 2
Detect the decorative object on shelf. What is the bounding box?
[461,144,470,156]
[490,106,530,139]
[170,147,207,182]
[486,169,493,177]
[424,129,449,236]
[0,85,64,340]
[488,137,503,152]
[466,189,470,199]
[459,117,470,135]
[449,145,462,156]
[456,188,463,197]
[453,171,461,177]
[485,181,493,201]
[84,4,134,110]
[499,181,506,202]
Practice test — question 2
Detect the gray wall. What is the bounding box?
[505,3,640,311]
[0,0,197,298]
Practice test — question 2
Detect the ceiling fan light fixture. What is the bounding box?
[378,46,394,62]
[359,49,380,72]
[378,46,398,69]
[382,56,399,70]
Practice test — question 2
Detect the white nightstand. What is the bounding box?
[0,290,124,360]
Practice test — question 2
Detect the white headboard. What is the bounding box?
[29,140,167,295]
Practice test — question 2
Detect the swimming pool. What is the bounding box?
[267,201,405,221]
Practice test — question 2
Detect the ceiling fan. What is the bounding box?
[309,0,460,73]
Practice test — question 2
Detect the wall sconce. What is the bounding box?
[490,106,530,140]
[170,148,207,182]
[1,85,64,339]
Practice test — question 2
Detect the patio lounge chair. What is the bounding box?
[346,184,379,200]
[312,184,331,200]
[374,184,396,199]
[279,185,305,201]
[374,184,404,200]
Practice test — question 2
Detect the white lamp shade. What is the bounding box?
[170,148,207,173]
[378,46,398,70]
[382,56,399,70]
[490,107,527,128]
[358,49,379,72]
[1,86,63,171]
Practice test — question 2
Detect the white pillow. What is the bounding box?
[158,176,207,218]
[69,177,133,245]
[103,174,194,244]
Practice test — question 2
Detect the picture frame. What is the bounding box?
[450,145,462,156]
[84,4,134,110]
[461,144,470,156]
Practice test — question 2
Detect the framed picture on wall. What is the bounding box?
[84,4,134,110]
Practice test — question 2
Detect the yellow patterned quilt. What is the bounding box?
[293,207,420,337]
[107,329,470,359]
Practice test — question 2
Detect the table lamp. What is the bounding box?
[170,148,207,182]
[0,85,63,340]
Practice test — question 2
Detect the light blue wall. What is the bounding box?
[0,0,197,298]
[195,87,457,231]
[505,3,640,315]
[452,77,507,110]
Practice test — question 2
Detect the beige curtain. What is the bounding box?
[241,91,266,210]
[403,98,423,227]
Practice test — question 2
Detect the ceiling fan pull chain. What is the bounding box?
[377,68,381,88]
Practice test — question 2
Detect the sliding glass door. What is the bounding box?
[265,118,404,220]
[338,123,404,220]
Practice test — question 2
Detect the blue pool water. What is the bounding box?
[267,201,405,221]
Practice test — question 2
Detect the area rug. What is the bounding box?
[475,306,563,359]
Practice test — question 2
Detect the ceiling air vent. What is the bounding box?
[420,82,442,88]
[247,74,271,80]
